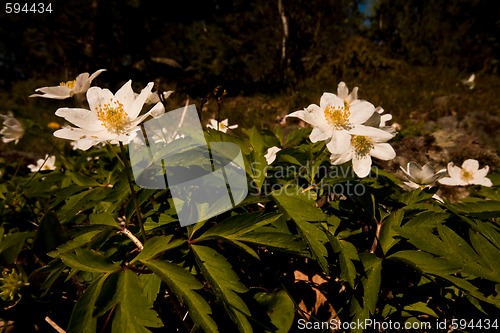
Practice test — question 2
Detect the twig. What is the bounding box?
[119,227,144,251]
[45,316,66,333]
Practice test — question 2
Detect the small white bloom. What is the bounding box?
[330,126,396,178]
[206,119,238,133]
[438,159,492,187]
[400,162,447,189]
[30,69,106,100]
[287,83,375,155]
[461,73,475,90]
[0,112,24,144]
[53,80,165,150]
[264,146,281,165]
[27,154,56,172]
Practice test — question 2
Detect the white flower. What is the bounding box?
[330,126,396,178]
[53,80,165,150]
[30,69,106,100]
[438,159,492,187]
[264,146,281,165]
[0,112,24,144]
[206,119,238,133]
[28,155,56,172]
[287,84,375,155]
[400,162,447,189]
[376,107,393,127]
[461,73,475,90]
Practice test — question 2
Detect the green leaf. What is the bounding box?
[403,302,438,318]
[359,253,382,315]
[327,234,359,289]
[378,209,404,254]
[271,185,326,222]
[67,273,110,333]
[142,259,218,333]
[0,231,35,264]
[449,200,500,219]
[48,229,103,257]
[111,270,163,333]
[253,290,295,333]
[139,274,162,305]
[34,212,65,254]
[131,235,184,264]
[271,185,329,272]
[59,248,121,273]
[388,250,461,275]
[192,245,252,333]
[89,213,119,227]
[234,230,307,255]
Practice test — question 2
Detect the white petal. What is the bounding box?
[330,150,353,165]
[471,177,492,187]
[73,72,91,93]
[320,93,343,109]
[337,82,348,100]
[30,86,72,99]
[55,108,104,131]
[370,143,396,160]
[447,163,462,179]
[130,82,155,119]
[309,127,331,143]
[438,177,467,186]
[349,101,375,124]
[88,69,107,82]
[115,80,136,116]
[87,87,114,112]
[473,166,489,179]
[462,159,479,172]
[327,130,351,155]
[349,125,394,141]
[352,154,372,178]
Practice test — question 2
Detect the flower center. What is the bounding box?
[60,80,76,89]
[324,104,351,129]
[351,135,374,157]
[97,99,128,134]
[461,169,473,181]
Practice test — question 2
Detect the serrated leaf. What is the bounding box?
[271,185,326,222]
[294,219,329,273]
[235,231,307,255]
[131,235,184,264]
[59,248,120,273]
[359,253,382,315]
[253,290,295,333]
[0,231,35,264]
[378,209,404,254]
[142,259,218,333]
[67,273,110,333]
[89,213,119,227]
[403,302,438,318]
[388,250,461,275]
[139,274,162,305]
[450,201,500,219]
[327,234,358,289]
[192,245,252,333]
[48,229,103,257]
[111,270,163,333]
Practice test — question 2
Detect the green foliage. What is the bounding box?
[1,118,499,331]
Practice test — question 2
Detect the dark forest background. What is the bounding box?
[1,0,499,157]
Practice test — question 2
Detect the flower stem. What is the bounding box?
[119,142,147,242]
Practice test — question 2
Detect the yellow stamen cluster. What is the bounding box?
[461,169,473,181]
[60,80,76,89]
[324,104,351,129]
[97,99,128,134]
[351,135,374,157]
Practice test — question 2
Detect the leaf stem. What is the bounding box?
[119,142,147,242]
